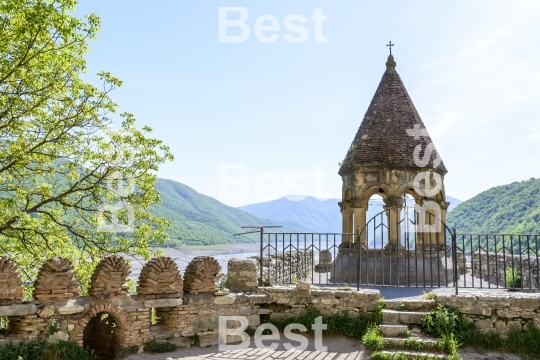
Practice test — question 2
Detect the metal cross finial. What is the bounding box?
[387,41,394,55]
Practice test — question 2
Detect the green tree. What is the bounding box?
[0,0,173,290]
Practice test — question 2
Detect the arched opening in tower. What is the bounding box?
[83,312,122,359]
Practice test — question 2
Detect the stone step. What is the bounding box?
[379,324,409,337]
[384,335,440,348]
[376,350,447,359]
[385,299,437,311]
[382,310,427,325]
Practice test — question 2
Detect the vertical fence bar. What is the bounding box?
[453,229,458,295]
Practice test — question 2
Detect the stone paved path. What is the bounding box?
[126,335,368,360]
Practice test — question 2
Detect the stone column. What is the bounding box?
[340,202,353,242]
[353,205,368,247]
[384,197,404,250]
[439,201,451,248]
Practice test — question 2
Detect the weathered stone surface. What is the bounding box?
[57,305,84,315]
[214,295,235,305]
[37,305,55,318]
[294,281,309,291]
[475,319,493,330]
[89,255,131,297]
[138,257,183,299]
[47,331,69,343]
[144,298,182,308]
[227,258,259,293]
[0,256,24,305]
[0,304,37,316]
[183,257,221,295]
[33,257,79,303]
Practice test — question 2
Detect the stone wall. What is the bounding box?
[472,252,539,289]
[438,292,540,334]
[257,250,313,286]
[6,251,540,357]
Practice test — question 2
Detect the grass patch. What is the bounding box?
[0,340,97,360]
[369,351,441,360]
[142,340,177,353]
[362,326,386,351]
[464,324,540,359]
[268,305,383,340]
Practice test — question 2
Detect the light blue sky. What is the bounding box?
[76,1,540,207]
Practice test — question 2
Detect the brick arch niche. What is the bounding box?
[79,303,131,360]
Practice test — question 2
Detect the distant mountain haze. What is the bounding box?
[238,195,463,233]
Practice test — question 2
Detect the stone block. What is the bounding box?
[507,321,522,332]
[296,281,310,291]
[237,306,252,316]
[57,305,84,315]
[214,295,235,305]
[144,298,182,308]
[0,304,37,316]
[475,319,493,330]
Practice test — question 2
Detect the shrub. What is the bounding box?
[362,326,386,351]
[0,340,96,360]
[142,340,177,353]
[421,304,475,344]
[505,267,521,289]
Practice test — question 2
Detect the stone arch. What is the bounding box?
[33,257,79,303]
[357,182,392,206]
[89,255,131,297]
[137,257,183,299]
[0,257,23,305]
[183,256,221,295]
[78,303,131,359]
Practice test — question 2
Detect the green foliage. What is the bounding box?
[268,306,379,340]
[362,326,386,351]
[403,338,426,351]
[0,0,173,292]
[150,308,160,325]
[421,290,436,300]
[505,267,522,288]
[188,333,200,346]
[434,334,459,355]
[0,316,8,330]
[370,352,440,360]
[447,178,540,236]
[0,340,96,360]
[126,279,137,295]
[142,340,177,353]
[216,275,228,291]
[463,323,540,359]
[421,305,475,344]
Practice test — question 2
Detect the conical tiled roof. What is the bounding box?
[339,55,447,175]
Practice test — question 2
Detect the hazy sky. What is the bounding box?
[76,1,540,207]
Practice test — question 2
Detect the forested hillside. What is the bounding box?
[149,179,306,245]
[447,178,540,234]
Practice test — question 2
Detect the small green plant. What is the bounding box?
[421,290,436,300]
[291,274,297,284]
[0,340,97,360]
[150,308,160,325]
[421,304,474,344]
[337,286,352,291]
[44,318,60,338]
[143,340,177,353]
[362,326,386,351]
[126,279,137,295]
[397,302,407,311]
[505,267,521,289]
[435,334,459,355]
[406,330,413,338]
[188,333,200,346]
[216,275,228,291]
[403,338,426,351]
[0,316,8,330]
